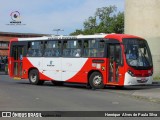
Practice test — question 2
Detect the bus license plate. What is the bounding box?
[137,78,148,83]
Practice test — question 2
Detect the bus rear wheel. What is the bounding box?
[29,69,44,85]
[89,72,104,89]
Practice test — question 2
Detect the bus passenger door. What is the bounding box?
[108,44,122,84]
[11,45,26,78]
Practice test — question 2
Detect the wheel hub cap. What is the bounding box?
[93,76,102,86]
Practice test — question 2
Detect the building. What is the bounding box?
[0,32,49,57]
[125,0,160,77]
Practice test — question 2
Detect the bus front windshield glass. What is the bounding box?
[123,38,152,68]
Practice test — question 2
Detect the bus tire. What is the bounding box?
[29,69,44,85]
[89,72,104,89]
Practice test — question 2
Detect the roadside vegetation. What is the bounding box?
[70,5,124,35]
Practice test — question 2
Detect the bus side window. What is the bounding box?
[44,41,50,57]
[27,41,43,57]
[63,41,67,57]
[74,40,81,57]
[62,40,81,57]
[83,39,104,57]
[44,41,61,57]
[97,40,105,57]
[83,41,89,57]
[27,42,33,57]
[27,47,33,56]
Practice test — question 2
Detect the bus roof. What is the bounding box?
[17,34,107,41]
[14,34,144,41]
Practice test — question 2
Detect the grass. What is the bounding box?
[153,76,160,81]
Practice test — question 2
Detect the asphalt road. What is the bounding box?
[0,74,160,120]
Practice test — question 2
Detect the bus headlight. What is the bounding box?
[128,70,134,77]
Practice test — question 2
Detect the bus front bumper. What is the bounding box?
[124,72,153,86]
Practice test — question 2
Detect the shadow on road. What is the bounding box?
[1,73,159,91]
[16,81,160,91]
[106,85,160,90]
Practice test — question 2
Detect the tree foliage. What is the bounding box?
[70,5,124,35]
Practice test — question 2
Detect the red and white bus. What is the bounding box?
[8,34,153,89]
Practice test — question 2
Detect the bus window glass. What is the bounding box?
[84,39,105,57]
[63,40,81,57]
[27,41,43,57]
[115,45,122,65]
[123,38,152,68]
[44,41,61,57]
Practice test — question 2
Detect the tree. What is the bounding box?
[70,29,84,35]
[70,5,124,35]
[112,12,124,33]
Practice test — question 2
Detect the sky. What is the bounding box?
[0,0,124,35]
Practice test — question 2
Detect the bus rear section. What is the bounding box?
[8,34,153,89]
[8,39,27,79]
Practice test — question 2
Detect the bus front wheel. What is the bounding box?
[89,72,104,89]
[29,69,44,85]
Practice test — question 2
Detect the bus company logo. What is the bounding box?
[6,11,26,25]
[47,61,55,67]
[50,61,53,65]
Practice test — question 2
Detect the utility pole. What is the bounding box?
[53,29,64,35]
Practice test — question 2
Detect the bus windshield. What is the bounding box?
[123,38,152,68]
